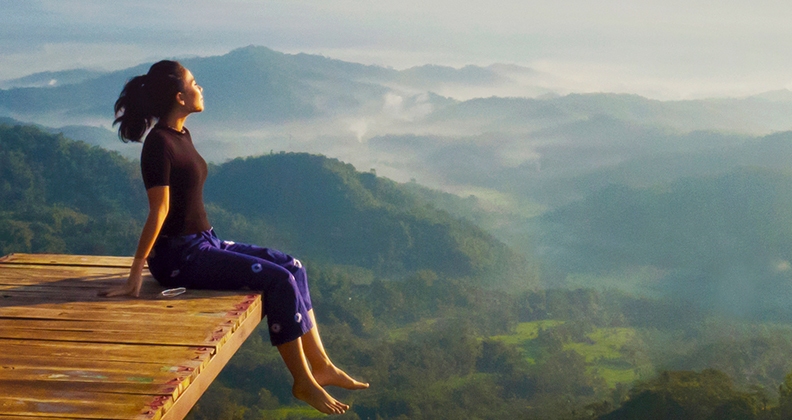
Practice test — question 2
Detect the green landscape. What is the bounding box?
[5,119,792,419]
[8,0,792,415]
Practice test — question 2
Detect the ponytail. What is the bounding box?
[113,60,186,142]
[113,75,150,142]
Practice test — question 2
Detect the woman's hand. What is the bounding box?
[99,258,145,298]
[100,273,143,298]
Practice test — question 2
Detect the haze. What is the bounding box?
[3,0,792,100]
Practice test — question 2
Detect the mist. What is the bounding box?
[7,44,792,418]
[6,1,792,100]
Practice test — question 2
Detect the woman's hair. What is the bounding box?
[113,60,187,142]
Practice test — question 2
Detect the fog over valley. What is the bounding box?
[5,44,792,305]
[6,44,792,418]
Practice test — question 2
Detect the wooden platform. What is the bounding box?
[0,253,263,420]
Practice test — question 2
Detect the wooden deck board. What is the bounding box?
[0,340,213,364]
[0,254,146,268]
[0,253,263,420]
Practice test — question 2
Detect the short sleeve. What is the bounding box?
[140,131,171,189]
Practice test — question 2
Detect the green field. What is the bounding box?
[258,407,326,419]
[565,327,653,387]
[388,318,439,341]
[491,320,565,346]
[490,320,564,364]
[492,321,653,387]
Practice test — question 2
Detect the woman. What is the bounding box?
[103,60,368,415]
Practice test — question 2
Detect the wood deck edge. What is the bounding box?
[159,298,263,420]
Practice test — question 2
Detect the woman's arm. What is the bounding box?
[102,186,169,297]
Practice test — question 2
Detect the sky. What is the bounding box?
[2,0,792,100]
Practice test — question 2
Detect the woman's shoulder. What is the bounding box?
[143,125,178,147]
[146,124,170,140]
[141,126,175,160]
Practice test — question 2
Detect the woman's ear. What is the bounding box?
[175,91,186,106]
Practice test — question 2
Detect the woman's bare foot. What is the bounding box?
[292,378,349,414]
[313,364,370,390]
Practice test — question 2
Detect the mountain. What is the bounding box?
[0,124,146,255]
[0,116,18,125]
[0,123,533,288]
[366,119,755,206]
[0,46,464,126]
[204,152,530,284]
[0,69,105,89]
[0,116,137,159]
[396,64,507,87]
[53,124,137,158]
[0,62,150,125]
[6,47,792,273]
[537,167,792,318]
[5,46,792,134]
[518,130,792,207]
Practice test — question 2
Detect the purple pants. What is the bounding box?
[147,228,313,346]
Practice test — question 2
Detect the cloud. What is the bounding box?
[348,119,368,142]
[3,1,792,98]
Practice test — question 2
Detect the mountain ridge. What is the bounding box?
[0,123,534,288]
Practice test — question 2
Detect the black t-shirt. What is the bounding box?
[140,125,211,236]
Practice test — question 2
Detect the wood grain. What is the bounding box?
[0,253,263,420]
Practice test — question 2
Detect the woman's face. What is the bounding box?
[180,69,204,113]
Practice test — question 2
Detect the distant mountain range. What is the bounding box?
[5,47,792,275]
[0,46,528,126]
[0,69,106,89]
[3,45,792,137]
[3,47,791,199]
[5,47,792,318]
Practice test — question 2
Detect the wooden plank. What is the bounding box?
[0,253,264,420]
[0,379,184,399]
[0,267,130,286]
[0,307,231,322]
[0,317,235,332]
[0,339,214,361]
[0,294,256,309]
[0,416,77,420]
[0,352,204,373]
[0,340,216,374]
[0,366,208,391]
[0,253,141,268]
[0,367,198,399]
[0,296,258,314]
[0,415,81,420]
[0,262,131,272]
[0,326,233,347]
[0,389,163,420]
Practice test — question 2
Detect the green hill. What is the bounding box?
[0,124,146,255]
[204,153,531,284]
[8,123,792,420]
[0,123,532,288]
[539,167,792,317]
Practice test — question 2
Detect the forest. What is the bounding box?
[5,123,792,419]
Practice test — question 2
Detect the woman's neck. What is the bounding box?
[161,113,188,133]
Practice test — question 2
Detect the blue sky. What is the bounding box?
[2,0,792,99]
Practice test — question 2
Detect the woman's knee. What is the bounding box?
[253,263,295,287]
